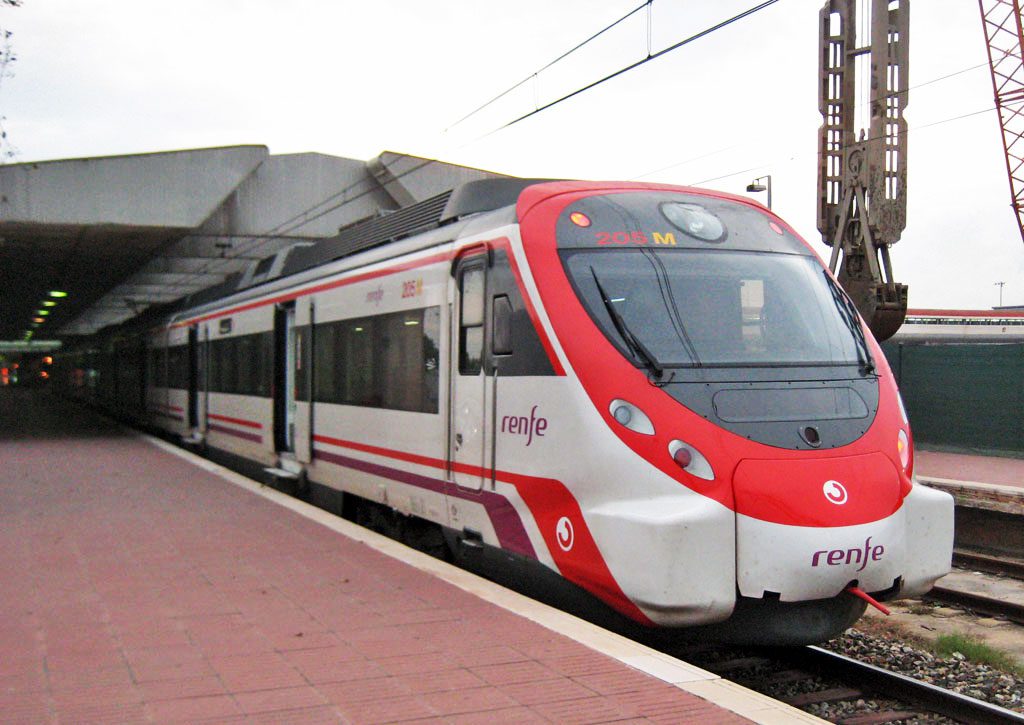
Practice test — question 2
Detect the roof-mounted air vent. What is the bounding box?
[238,243,316,289]
[439,178,551,222]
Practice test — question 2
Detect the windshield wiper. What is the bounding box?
[824,271,876,376]
[590,267,665,378]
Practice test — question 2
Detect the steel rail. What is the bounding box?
[954,549,1024,580]
[925,585,1024,626]
[772,645,1024,724]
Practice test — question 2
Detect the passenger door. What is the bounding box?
[449,255,487,491]
[293,300,314,464]
[186,325,200,431]
[273,302,297,453]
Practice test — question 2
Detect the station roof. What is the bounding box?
[0,146,502,344]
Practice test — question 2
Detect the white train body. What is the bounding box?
[64,180,953,643]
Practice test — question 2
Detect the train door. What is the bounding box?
[187,325,199,430]
[198,324,209,438]
[293,300,314,464]
[273,302,297,454]
[449,254,488,491]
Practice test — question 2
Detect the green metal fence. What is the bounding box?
[881,341,1024,455]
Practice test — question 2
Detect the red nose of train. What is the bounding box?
[733,452,903,528]
[732,452,910,603]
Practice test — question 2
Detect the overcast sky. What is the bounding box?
[2,0,1021,309]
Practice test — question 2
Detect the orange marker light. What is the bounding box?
[569,211,591,227]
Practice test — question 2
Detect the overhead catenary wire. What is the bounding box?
[494,0,782,132]
[445,0,654,133]
[683,105,997,189]
[630,56,1000,185]
[198,5,990,267]
[149,14,1000,306]
[154,157,438,301]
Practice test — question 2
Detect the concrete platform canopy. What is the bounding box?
[0,146,504,343]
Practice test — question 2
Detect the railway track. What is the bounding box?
[925,585,1024,627]
[678,643,1024,724]
[953,550,1024,581]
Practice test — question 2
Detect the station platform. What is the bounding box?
[916,449,1024,489]
[916,449,1024,514]
[0,390,817,724]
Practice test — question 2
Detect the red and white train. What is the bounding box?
[59,179,954,644]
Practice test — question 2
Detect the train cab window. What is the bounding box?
[459,266,485,375]
[564,249,863,369]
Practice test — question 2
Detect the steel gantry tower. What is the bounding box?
[818,0,910,342]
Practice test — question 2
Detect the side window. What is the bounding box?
[294,327,310,402]
[492,295,513,356]
[459,265,485,375]
[313,323,336,402]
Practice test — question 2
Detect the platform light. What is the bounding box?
[746,175,772,209]
[42,300,56,307]
[32,317,44,324]
[37,309,49,316]
[49,290,68,298]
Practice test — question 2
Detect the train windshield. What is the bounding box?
[563,249,866,369]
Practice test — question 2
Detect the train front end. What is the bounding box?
[516,181,954,644]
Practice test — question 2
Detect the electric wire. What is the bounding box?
[632,56,1001,185]
[156,100,999,313]
[682,105,997,189]
[131,157,437,306]
[494,0,782,132]
[445,0,653,133]
[161,6,992,288]
[92,10,1000,324]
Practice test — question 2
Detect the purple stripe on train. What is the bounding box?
[313,448,537,559]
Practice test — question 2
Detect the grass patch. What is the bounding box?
[934,633,1024,675]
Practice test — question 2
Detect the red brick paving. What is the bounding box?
[916,448,1024,487]
[0,390,750,723]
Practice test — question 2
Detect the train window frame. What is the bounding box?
[205,331,274,397]
[458,263,485,375]
[492,294,513,356]
[309,306,440,414]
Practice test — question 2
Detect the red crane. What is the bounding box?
[979,0,1024,246]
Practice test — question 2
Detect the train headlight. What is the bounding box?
[896,392,909,425]
[668,439,714,481]
[897,429,911,472]
[608,399,654,435]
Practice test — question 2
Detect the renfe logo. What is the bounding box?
[823,480,848,505]
[556,516,574,551]
[501,405,548,446]
[812,536,885,572]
